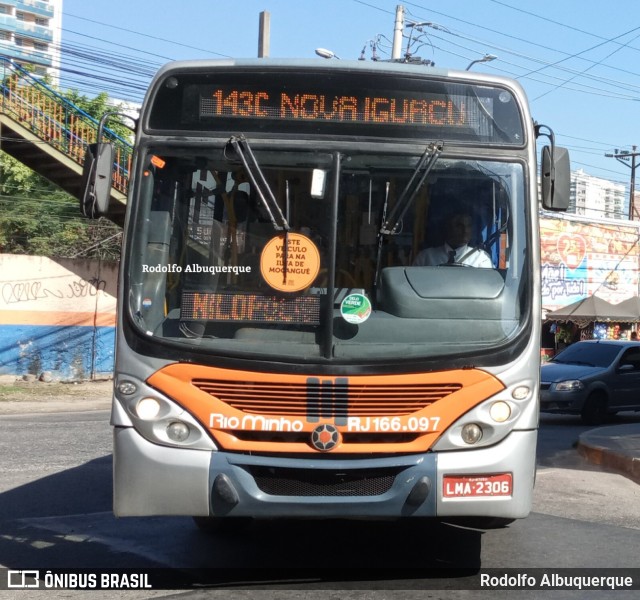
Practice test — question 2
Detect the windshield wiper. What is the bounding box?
[226,135,293,285]
[226,135,290,232]
[373,142,442,299]
[379,141,443,236]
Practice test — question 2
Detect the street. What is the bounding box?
[0,409,638,598]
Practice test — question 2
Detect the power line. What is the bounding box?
[424,34,640,101]
[396,9,640,99]
[349,1,640,184]
[63,12,232,59]
[402,0,640,81]
[486,0,640,54]
[520,25,640,90]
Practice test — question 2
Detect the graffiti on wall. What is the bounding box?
[2,276,108,305]
[0,255,118,380]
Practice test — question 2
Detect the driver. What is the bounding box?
[413,211,492,268]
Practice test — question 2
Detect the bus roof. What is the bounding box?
[147,57,527,97]
[142,58,531,146]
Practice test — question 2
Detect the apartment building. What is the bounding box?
[570,168,627,221]
[0,0,62,84]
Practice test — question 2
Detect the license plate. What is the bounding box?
[443,473,512,498]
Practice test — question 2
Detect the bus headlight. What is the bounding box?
[512,385,530,400]
[432,382,530,451]
[490,400,511,423]
[114,375,217,450]
[117,380,138,395]
[167,421,190,442]
[136,397,161,420]
[461,423,483,445]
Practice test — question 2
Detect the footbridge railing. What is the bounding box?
[0,57,132,196]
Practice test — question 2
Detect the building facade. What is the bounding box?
[0,0,62,84]
[569,169,627,221]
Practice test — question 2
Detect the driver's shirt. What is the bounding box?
[413,243,493,268]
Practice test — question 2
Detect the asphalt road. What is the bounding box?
[0,409,638,599]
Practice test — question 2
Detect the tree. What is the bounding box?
[62,89,134,141]
[0,153,121,259]
[0,86,126,259]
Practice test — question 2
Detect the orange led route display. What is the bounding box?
[180,292,320,325]
[200,88,471,127]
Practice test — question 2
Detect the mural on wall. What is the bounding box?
[0,255,118,380]
[540,214,640,311]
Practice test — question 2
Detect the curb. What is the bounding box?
[577,425,640,485]
[0,399,112,415]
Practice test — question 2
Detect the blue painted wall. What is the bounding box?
[0,324,115,380]
[0,254,118,382]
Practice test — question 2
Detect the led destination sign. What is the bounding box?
[181,291,321,325]
[200,86,474,128]
[149,71,524,143]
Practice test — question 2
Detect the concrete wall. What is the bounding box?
[0,254,117,381]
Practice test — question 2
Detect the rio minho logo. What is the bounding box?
[7,570,40,588]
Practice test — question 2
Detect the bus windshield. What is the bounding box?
[128,145,527,364]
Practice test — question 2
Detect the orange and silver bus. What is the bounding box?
[83,59,569,530]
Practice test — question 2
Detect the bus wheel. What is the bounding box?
[192,516,253,534]
[581,392,608,425]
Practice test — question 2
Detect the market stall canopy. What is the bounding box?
[614,296,640,320]
[545,294,639,325]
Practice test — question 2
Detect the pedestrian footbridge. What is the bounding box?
[0,58,131,225]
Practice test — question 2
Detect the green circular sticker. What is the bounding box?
[340,293,372,324]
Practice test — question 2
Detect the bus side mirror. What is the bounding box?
[80,143,114,218]
[541,145,570,211]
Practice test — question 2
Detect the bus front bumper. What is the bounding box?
[113,427,537,519]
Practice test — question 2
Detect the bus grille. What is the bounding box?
[233,431,419,444]
[246,465,400,496]
[192,379,461,417]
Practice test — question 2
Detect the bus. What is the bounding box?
[82,58,569,530]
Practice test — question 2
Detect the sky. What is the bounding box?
[60,0,640,191]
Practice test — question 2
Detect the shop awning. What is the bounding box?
[613,296,640,321]
[545,294,639,325]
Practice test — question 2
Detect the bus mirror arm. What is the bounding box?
[95,111,137,146]
[80,111,137,219]
[80,143,114,218]
[536,123,570,211]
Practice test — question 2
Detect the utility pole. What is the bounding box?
[391,5,404,60]
[605,146,640,220]
[258,11,270,58]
